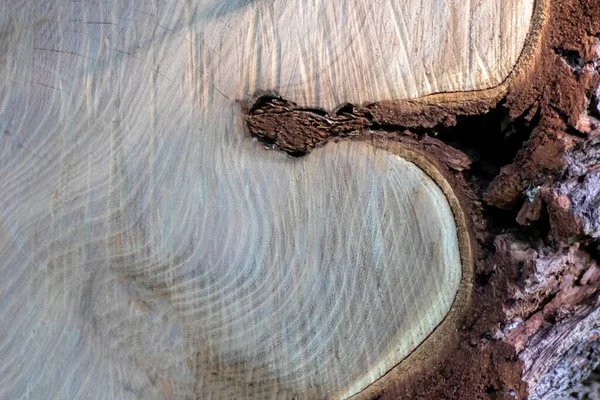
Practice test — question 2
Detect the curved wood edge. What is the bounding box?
[242,0,550,137]
[242,99,483,398]
[347,137,476,400]
[360,0,550,130]
[242,104,486,399]
[384,0,550,108]
[242,0,549,132]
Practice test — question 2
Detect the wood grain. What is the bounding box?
[0,0,534,398]
[0,122,463,398]
[1,0,536,108]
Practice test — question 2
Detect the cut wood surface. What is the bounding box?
[0,135,466,398]
[0,0,547,399]
[2,0,536,108]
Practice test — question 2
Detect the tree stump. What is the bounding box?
[1,0,599,399]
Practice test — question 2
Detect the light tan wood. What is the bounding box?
[201,0,536,109]
[0,0,534,399]
[1,0,536,107]
[0,133,463,398]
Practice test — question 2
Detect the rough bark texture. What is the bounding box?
[243,0,600,398]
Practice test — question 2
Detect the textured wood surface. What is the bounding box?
[2,0,536,109]
[0,131,463,398]
[0,0,538,399]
